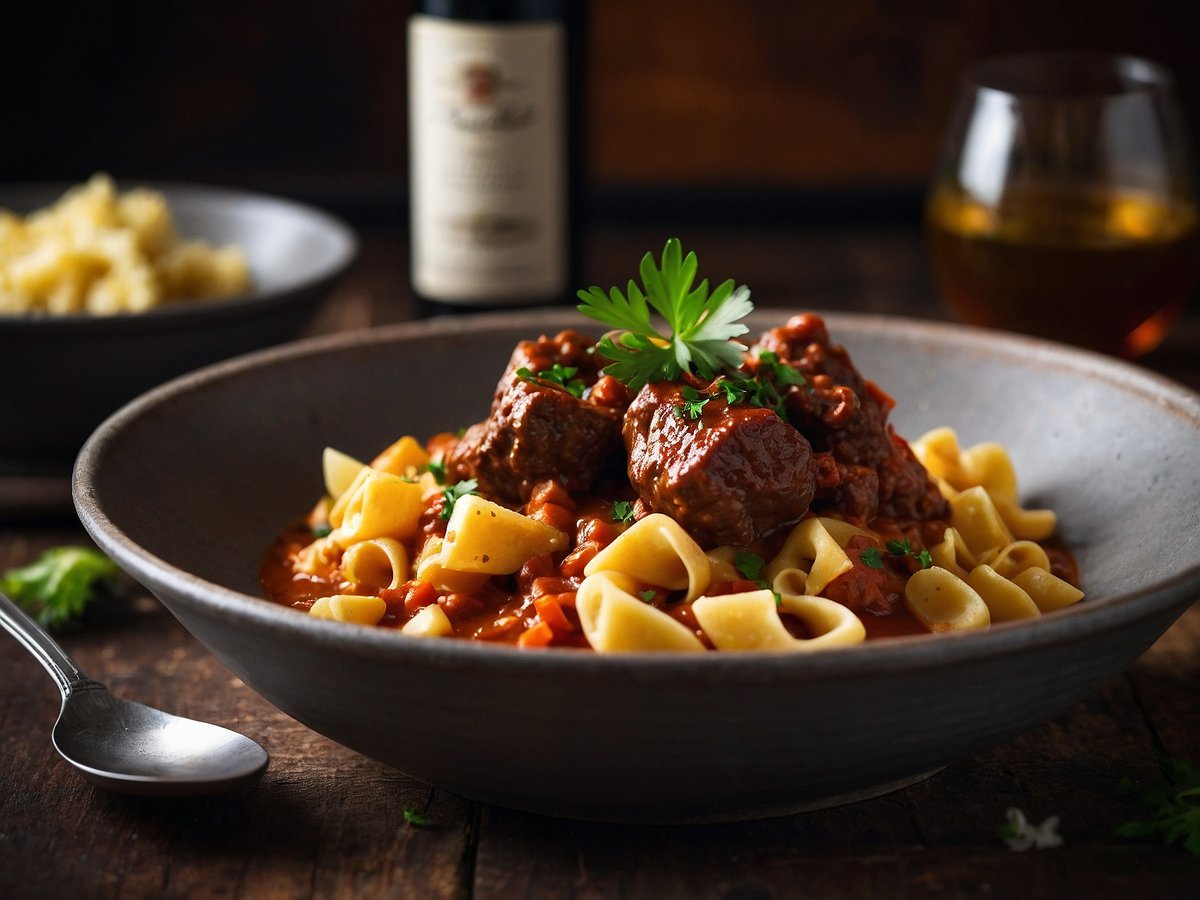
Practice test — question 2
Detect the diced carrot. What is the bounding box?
[517,620,555,648]
[403,581,439,615]
[534,595,574,633]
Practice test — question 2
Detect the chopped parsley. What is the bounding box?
[439,478,479,521]
[674,385,710,422]
[860,546,885,569]
[516,363,586,399]
[640,590,657,603]
[611,500,636,523]
[862,540,932,571]
[733,550,782,606]
[424,459,447,485]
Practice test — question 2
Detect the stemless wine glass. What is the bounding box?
[926,53,1200,358]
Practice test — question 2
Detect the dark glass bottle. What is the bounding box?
[408,0,585,315]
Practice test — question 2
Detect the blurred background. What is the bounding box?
[3,0,1198,318]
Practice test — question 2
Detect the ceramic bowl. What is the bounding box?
[0,181,358,468]
[72,311,1200,823]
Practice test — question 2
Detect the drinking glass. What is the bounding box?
[926,53,1199,358]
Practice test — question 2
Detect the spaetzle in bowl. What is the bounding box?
[0,178,356,467]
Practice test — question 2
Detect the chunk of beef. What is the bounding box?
[445,331,629,502]
[756,313,947,523]
[623,382,823,548]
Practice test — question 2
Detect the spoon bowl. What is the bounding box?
[1,591,268,796]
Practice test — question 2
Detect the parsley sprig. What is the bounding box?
[577,239,753,392]
[1116,754,1200,856]
[516,364,586,399]
[1,546,119,631]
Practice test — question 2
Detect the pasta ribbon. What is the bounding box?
[692,589,865,652]
[705,546,744,584]
[575,572,705,652]
[414,536,490,593]
[965,564,1041,623]
[948,486,1015,558]
[991,495,1057,541]
[584,513,711,602]
[371,435,431,478]
[979,541,1051,579]
[331,470,426,547]
[402,604,454,637]
[308,594,387,626]
[322,446,368,501]
[904,566,990,632]
[1012,567,1085,613]
[341,538,409,590]
[440,494,566,574]
[763,517,854,596]
[928,527,979,578]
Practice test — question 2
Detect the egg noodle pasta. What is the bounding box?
[0,174,250,315]
[261,243,1082,650]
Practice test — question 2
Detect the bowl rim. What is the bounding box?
[72,310,1200,681]
[0,179,359,332]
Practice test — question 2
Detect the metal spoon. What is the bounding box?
[0,591,268,795]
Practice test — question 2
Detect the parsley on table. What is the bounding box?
[1,546,119,631]
[576,238,752,392]
[611,500,636,523]
[438,479,479,521]
[402,807,432,827]
[516,364,586,399]
[1116,754,1200,856]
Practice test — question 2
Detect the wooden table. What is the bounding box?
[2,223,1198,898]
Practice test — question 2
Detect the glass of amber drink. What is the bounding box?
[926,54,1199,358]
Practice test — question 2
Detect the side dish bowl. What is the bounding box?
[72,311,1200,823]
[0,181,358,468]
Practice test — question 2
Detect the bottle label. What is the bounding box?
[409,14,567,304]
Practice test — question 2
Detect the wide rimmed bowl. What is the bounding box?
[0,181,358,469]
[72,310,1200,823]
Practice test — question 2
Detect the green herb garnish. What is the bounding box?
[611,500,635,523]
[733,550,782,606]
[674,385,710,422]
[424,459,447,485]
[860,546,885,569]
[1116,754,1200,856]
[516,364,586,399]
[439,478,479,521]
[311,522,332,538]
[1,546,119,630]
[577,238,753,392]
[882,539,933,569]
[640,590,657,603]
[402,807,432,827]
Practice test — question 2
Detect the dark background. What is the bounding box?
[4,0,1198,228]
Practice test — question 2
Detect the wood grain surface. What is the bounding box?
[1,224,1197,899]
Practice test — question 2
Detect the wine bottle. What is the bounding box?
[407,0,585,313]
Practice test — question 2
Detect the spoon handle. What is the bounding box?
[0,591,93,699]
